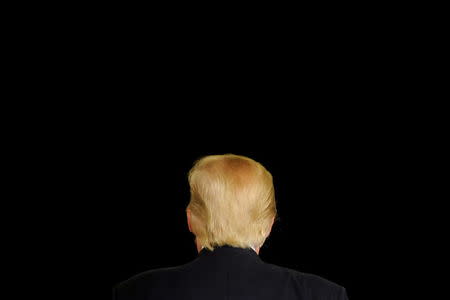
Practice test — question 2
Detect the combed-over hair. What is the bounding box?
[187,154,277,251]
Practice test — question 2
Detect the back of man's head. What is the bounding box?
[187,154,277,251]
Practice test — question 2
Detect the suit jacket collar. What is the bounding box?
[198,245,261,264]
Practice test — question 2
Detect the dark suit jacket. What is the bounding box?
[113,245,349,300]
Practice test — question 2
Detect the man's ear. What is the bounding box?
[267,216,275,237]
[186,208,193,233]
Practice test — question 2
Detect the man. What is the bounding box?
[113,154,349,299]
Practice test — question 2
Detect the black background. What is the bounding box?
[24,104,419,300]
[18,6,427,299]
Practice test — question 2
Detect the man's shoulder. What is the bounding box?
[262,262,346,297]
[113,263,195,300]
[115,263,190,290]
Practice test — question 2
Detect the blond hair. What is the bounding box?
[187,154,277,251]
